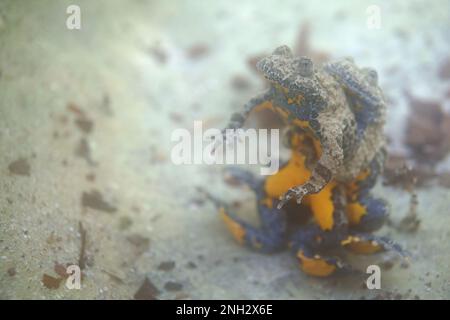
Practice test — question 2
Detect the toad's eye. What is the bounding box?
[293,57,314,77]
[272,45,293,57]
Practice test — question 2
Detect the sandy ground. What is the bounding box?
[1,0,450,299]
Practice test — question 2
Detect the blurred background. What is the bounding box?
[0,0,449,299]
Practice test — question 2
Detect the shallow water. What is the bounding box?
[1,0,450,299]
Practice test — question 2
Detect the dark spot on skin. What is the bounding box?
[186,261,197,269]
[157,261,176,271]
[81,190,117,213]
[186,44,209,60]
[7,267,16,277]
[42,274,62,289]
[8,158,30,176]
[164,281,183,292]
[315,162,332,182]
[134,278,160,300]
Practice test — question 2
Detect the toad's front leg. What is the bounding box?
[277,162,333,209]
[277,125,344,209]
[212,89,274,151]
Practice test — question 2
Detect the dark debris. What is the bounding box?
[134,278,160,300]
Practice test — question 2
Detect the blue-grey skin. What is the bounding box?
[324,59,385,138]
[204,165,406,276]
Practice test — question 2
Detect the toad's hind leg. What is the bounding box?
[209,168,287,253]
[224,167,264,192]
[289,225,353,277]
[219,203,286,253]
[341,233,409,258]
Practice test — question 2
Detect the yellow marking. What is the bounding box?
[263,130,335,230]
[346,202,367,225]
[346,241,382,254]
[220,208,246,245]
[308,181,337,231]
[264,151,311,199]
[356,169,370,182]
[297,251,336,277]
[341,236,382,254]
[287,94,303,106]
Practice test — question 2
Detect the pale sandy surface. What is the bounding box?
[0,0,450,299]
